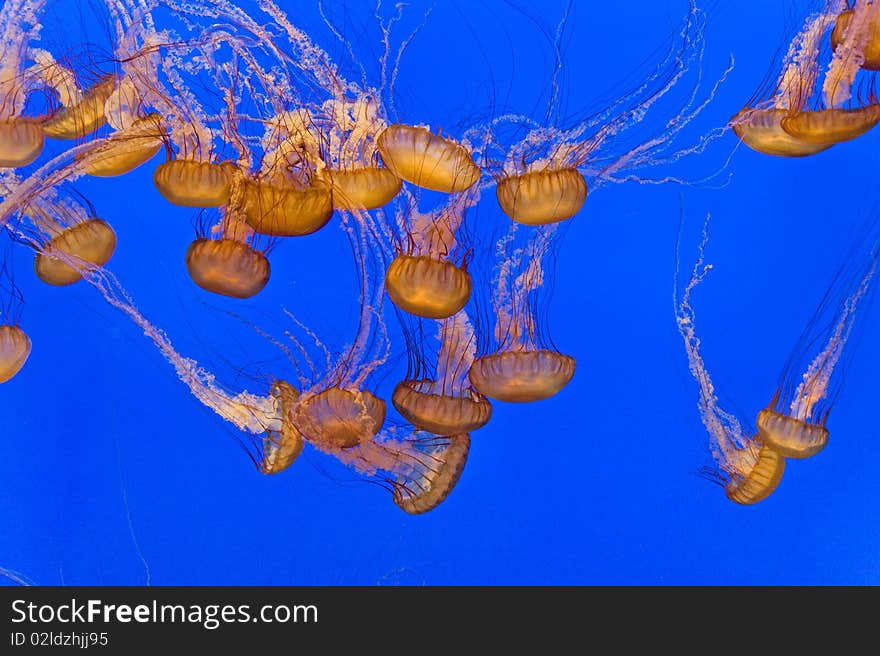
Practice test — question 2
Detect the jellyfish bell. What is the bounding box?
[724,443,786,505]
[323,167,401,211]
[0,119,45,168]
[780,103,880,146]
[831,9,880,71]
[469,349,575,403]
[241,177,333,237]
[185,238,270,299]
[756,408,829,459]
[730,108,833,157]
[292,387,386,450]
[34,218,116,286]
[259,380,304,475]
[392,433,470,515]
[79,113,165,178]
[385,254,472,319]
[377,124,481,193]
[392,379,491,436]
[496,168,588,225]
[153,160,237,208]
[0,324,31,383]
[42,75,115,140]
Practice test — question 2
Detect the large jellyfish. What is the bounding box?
[469,224,575,403]
[393,310,492,436]
[756,232,879,459]
[732,0,880,156]
[674,218,785,505]
[467,0,729,227]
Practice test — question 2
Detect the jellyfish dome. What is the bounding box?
[292,387,386,450]
[81,113,165,178]
[781,105,880,146]
[34,218,117,286]
[377,124,481,193]
[0,324,31,383]
[241,178,333,237]
[185,238,270,299]
[832,8,880,70]
[154,160,236,208]
[42,76,115,140]
[0,119,45,168]
[756,408,829,459]
[392,433,470,515]
[731,109,832,157]
[724,443,786,505]
[385,255,472,320]
[393,380,491,436]
[469,349,575,403]
[259,381,305,475]
[496,168,588,226]
[326,168,401,211]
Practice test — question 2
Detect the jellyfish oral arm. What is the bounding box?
[822,1,879,108]
[789,257,878,421]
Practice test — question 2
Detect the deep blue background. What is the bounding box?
[3,0,880,585]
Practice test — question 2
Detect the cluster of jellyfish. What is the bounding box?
[5,0,861,514]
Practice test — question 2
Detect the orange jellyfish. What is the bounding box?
[185,201,271,299]
[733,0,880,155]
[377,124,481,194]
[393,311,492,436]
[756,233,879,459]
[476,1,727,222]
[0,1,51,169]
[3,181,116,286]
[832,5,880,70]
[674,219,784,504]
[390,433,470,514]
[238,111,333,237]
[0,259,30,383]
[469,225,575,403]
[385,195,474,319]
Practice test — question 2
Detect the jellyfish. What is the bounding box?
[756,231,879,459]
[674,218,785,505]
[0,251,30,383]
[389,433,470,514]
[0,0,49,169]
[469,224,575,403]
[185,206,271,299]
[393,311,492,436]
[377,124,481,194]
[0,173,115,286]
[831,4,880,70]
[471,0,728,225]
[385,194,475,319]
[732,0,880,156]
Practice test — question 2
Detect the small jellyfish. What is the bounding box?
[756,231,879,459]
[185,206,270,299]
[469,224,575,403]
[674,218,785,504]
[377,124,481,194]
[393,311,492,436]
[0,324,30,383]
[0,257,30,384]
[385,195,474,319]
